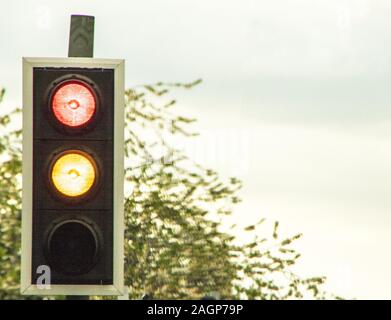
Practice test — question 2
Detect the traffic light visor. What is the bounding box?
[51,152,96,197]
[51,81,96,127]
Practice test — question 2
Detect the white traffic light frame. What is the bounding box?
[21,57,125,296]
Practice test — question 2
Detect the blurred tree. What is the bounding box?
[0,83,333,300]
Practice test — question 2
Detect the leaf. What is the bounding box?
[244,224,256,231]
[273,221,279,239]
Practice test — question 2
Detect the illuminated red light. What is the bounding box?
[52,82,96,127]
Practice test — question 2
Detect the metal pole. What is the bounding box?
[65,14,95,300]
[68,15,95,58]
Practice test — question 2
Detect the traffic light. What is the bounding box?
[21,58,124,296]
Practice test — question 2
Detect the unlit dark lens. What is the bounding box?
[47,221,98,275]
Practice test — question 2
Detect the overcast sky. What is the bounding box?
[2,0,391,299]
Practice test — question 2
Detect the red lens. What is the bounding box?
[52,82,96,127]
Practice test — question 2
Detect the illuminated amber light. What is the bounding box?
[51,152,96,197]
[52,82,96,127]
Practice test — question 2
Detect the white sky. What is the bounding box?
[1,0,391,299]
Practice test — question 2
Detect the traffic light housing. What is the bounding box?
[21,58,124,296]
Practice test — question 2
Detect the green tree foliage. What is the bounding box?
[0,83,333,299]
[0,88,23,299]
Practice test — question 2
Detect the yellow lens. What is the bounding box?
[51,152,96,197]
